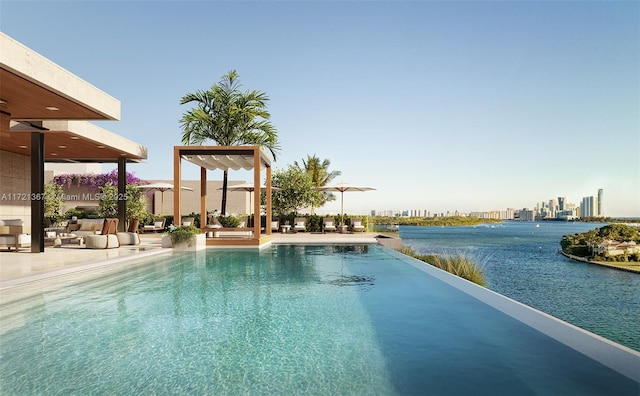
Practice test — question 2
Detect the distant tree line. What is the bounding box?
[371,216,502,227]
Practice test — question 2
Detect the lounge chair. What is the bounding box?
[271,219,279,232]
[181,217,195,226]
[323,218,337,233]
[351,218,365,232]
[293,217,306,232]
[143,218,166,233]
[86,218,120,249]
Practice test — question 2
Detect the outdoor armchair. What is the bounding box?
[86,218,120,249]
[181,217,195,226]
[117,219,140,245]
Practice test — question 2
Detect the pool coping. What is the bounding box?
[0,248,171,291]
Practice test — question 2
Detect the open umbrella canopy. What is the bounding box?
[315,182,375,225]
[139,182,194,215]
[139,182,194,192]
[221,183,281,192]
[219,183,281,217]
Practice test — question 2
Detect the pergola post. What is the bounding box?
[200,167,207,228]
[253,147,261,237]
[173,146,181,225]
[266,164,272,236]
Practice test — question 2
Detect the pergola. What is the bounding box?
[0,33,148,252]
[173,145,273,248]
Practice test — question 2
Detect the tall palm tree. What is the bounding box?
[294,154,341,214]
[180,70,280,214]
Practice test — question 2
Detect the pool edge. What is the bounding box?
[382,246,640,383]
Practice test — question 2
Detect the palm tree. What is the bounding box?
[294,154,341,214]
[180,70,280,214]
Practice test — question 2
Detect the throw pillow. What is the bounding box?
[79,221,95,231]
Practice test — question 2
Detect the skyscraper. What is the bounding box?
[597,188,604,217]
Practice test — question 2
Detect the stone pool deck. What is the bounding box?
[0,232,400,286]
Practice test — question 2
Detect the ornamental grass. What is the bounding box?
[400,246,487,287]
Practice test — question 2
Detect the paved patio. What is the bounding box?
[0,232,401,288]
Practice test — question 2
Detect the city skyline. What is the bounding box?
[2,1,638,217]
[369,188,615,219]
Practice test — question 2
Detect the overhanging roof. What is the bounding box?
[0,33,120,120]
[0,33,146,163]
[6,120,147,163]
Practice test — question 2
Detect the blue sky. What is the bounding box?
[3,1,638,217]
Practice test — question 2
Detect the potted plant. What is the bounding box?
[217,214,241,228]
[162,225,205,251]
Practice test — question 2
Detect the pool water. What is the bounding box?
[1,245,638,395]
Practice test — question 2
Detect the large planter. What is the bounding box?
[162,233,206,251]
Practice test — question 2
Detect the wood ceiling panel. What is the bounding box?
[0,131,133,162]
[0,69,106,120]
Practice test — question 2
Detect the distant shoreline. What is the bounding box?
[559,251,640,274]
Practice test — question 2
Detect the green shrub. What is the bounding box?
[217,215,240,228]
[168,225,201,245]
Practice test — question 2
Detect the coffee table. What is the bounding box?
[45,235,84,247]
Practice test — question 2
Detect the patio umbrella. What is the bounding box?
[139,182,194,215]
[220,183,281,218]
[315,182,375,225]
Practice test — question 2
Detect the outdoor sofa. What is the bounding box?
[0,219,31,251]
[67,218,107,238]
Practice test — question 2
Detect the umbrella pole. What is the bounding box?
[341,191,344,226]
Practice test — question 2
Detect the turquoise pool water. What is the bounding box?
[1,245,638,395]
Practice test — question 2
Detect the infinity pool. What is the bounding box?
[1,245,638,395]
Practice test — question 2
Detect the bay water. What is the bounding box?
[400,221,640,351]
